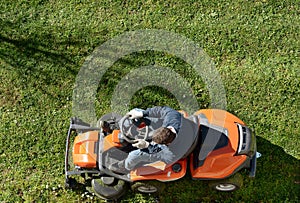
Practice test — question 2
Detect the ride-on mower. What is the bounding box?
[64,109,258,201]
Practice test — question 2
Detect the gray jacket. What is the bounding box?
[120,106,182,139]
[142,106,182,133]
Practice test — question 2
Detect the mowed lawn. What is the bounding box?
[0,0,299,202]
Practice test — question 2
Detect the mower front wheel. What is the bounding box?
[91,177,128,200]
[65,177,78,189]
[209,173,243,192]
[131,181,165,194]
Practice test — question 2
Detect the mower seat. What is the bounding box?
[168,115,199,161]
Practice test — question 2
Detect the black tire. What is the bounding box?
[65,177,78,189]
[91,177,128,200]
[131,181,165,194]
[209,173,243,192]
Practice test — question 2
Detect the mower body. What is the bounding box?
[65,109,257,200]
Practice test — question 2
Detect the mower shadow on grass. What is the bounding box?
[151,136,300,203]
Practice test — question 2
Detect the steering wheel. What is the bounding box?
[119,116,149,143]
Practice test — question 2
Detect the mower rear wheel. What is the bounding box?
[91,177,128,200]
[131,181,165,194]
[209,173,243,192]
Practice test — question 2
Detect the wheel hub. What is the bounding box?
[215,184,236,191]
[137,185,158,193]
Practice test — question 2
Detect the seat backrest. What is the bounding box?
[168,116,199,160]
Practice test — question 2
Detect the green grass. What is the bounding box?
[0,0,299,202]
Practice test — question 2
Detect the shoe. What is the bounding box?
[108,160,129,174]
[117,160,125,168]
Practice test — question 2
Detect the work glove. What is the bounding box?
[126,108,144,119]
[132,139,149,149]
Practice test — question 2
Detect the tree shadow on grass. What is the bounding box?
[2,19,82,66]
[159,136,299,203]
[0,19,92,107]
[0,34,80,78]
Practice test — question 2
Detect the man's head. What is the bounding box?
[152,127,176,145]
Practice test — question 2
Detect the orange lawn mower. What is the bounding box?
[64,109,259,201]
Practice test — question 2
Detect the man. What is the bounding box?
[109,106,182,171]
[124,126,176,170]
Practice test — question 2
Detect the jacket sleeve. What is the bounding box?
[143,106,182,133]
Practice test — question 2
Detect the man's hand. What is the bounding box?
[132,139,149,149]
[126,108,144,119]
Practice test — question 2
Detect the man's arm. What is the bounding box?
[143,106,182,133]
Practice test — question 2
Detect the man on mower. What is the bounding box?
[101,106,199,173]
[104,106,183,171]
